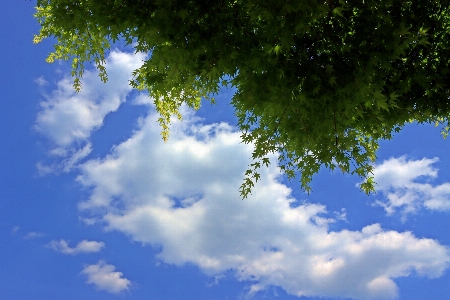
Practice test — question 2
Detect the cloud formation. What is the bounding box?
[35,50,146,172]
[373,156,450,219]
[76,110,450,300]
[48,239,104,255]
[37,51,450,299]
[23,231,46,240]
[81,260,131,294]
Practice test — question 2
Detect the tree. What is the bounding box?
[34,0,450,198]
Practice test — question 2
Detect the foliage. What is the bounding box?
[34,0,450,198]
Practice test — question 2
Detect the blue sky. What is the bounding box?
[1,2,450,300]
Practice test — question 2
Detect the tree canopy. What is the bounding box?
[34,0,450,198]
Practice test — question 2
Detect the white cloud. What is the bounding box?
[11,226,20,235]
[35,50,146,172]
[75,109,450,300]
[373,156,450,219]
[24,231,46,239]
[36,51,450,299]
[48,239,104,255]
[35,76,48,87]
[81,260,131,294]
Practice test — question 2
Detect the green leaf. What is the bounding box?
[332,7,345,17]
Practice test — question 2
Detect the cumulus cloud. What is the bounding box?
[36,51,450,299]
[373,156,450,219]
[35,50,146,172]
[48,239,104,255]
[75,109,450,300]
[81,260,131,294]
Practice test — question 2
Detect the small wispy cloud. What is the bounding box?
[11,226,20,235]
[23,231,46,240]
[35,76,48,87]
[48,239,105,255]
[373,156,450,220]
[81,260,131,294]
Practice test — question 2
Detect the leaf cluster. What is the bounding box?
[35,0,450,197]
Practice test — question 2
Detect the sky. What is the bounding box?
[1,2,450,300]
